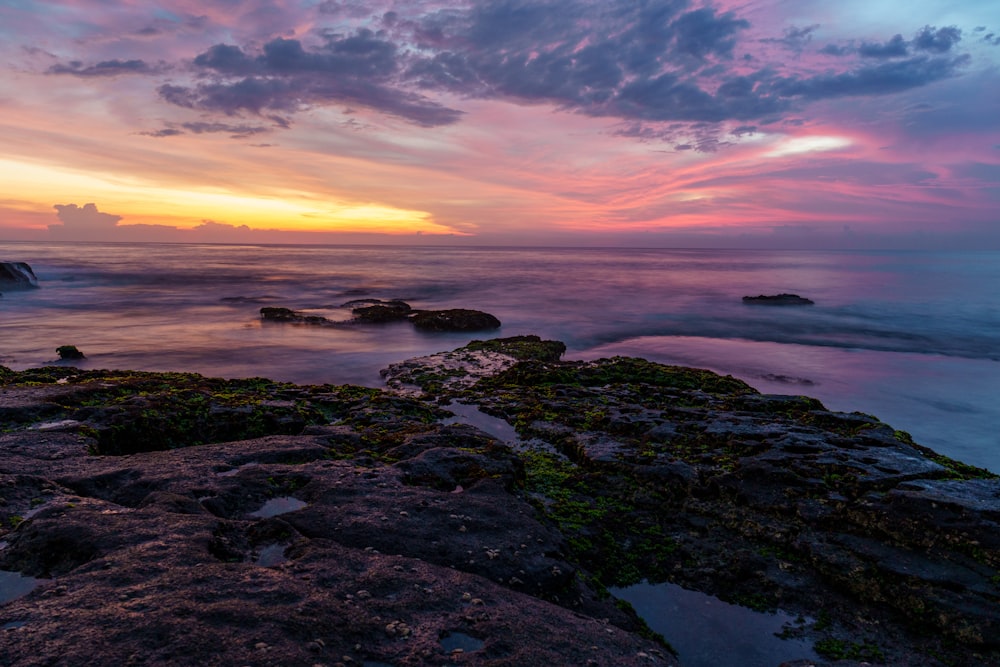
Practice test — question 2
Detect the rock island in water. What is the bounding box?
[0,336,997,666]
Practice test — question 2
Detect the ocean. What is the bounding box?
[2,241,998,473]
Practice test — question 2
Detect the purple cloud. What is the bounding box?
[47,59,160,77]
[164,31,462,126]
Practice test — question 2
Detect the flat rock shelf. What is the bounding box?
[0,335,996,666]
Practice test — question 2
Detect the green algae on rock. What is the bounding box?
[0,337,997,666]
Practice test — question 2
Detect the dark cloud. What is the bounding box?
[913,25,962,53]
[859,34,908,58]
[146,3,974,144]
[165,31,461,127]
[47,59,159,77]
[672,8,749,59]
[820,43,852,56]
[140,128,184,137]
[760,24,820,52]
[770,55,969,100]
[181,122,270,137]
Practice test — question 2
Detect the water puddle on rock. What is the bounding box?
[441,402,522,445]
[440,631,484,653]
[216,462,259,477]
[611,581,818,667]
[0,570,41,606]
[249,496,307,519]
[254,543,289,567]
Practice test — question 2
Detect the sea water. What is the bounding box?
[1,242,998,472]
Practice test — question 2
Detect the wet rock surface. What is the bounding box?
[0,336,997,666]
[259,300,501,332]
[0,262,39,290]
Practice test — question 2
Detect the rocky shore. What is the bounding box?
[0,337,997,666]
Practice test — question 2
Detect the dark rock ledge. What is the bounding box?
[0,336,997,666]
[743,293,815,305]
[260,299,501,333]
[0,261,39,292]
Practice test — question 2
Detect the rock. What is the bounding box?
[742,293,814,305]
[260,306,330,325]
[350,300,412,323]
[410,308,501,332]
[0,339,998,666]
[56,345,85,360]
[0,261,39,289]
[0,367,670,667]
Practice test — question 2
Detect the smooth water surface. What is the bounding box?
[612,581,818,667]
[0,570,40,606]
[249,496,307,519]
[2,242,997,471]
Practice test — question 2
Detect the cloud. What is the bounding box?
[760,24,821,52]
[859,34,908,58]
[769,55,970,100]
[50,203,123,239]
[46,59,160,77]
[162,31,463,127]
[913,26,962,53]
[40,3,978,150]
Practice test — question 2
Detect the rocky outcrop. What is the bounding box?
[0,338,997,666]
[411,308,501,332]
[260,301,502,332]
[55,345,85,360]
[259,306,330,324]
[743,293,814,305]
[0,365,668,666]
[347,299,413,323]
[0,262,39,290]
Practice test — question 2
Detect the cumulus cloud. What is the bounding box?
[49,203,123,240]
[913,26,962,53]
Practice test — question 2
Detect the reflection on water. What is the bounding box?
[611,581,818,667]
[440,631,484,653]
[575,336,1000,473]
[2,242,998,472]
[249,496,307,518]
[440,402,522,446]
[255,543,289,567]
[0,570,40,606]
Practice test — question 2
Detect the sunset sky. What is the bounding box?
[1,0,998,247]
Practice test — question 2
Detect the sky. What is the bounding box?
[0,0,998,248]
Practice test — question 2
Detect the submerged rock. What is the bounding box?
[742,293,814,305]
[0,261,39,289]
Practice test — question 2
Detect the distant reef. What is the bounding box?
[0,336,997,666]
[743,293,814,305]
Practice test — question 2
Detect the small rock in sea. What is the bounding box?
[0,261,39,289]
[260,307,330,324]
[56,345,85,360]
[410,309,501,332]
[351,300,412,323]
[742,293,814,305]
